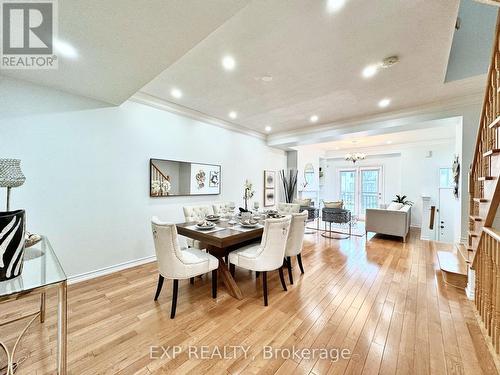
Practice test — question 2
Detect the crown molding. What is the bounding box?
[322,138,456,158]
[268,92,483,147]
[130,91,266,140]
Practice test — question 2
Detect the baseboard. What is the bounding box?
[68,255,157,285]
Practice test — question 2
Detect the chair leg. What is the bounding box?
[154,275,164,301]
[297,254,305,274]
[230,263,235,277]
[287,256,293,284]
[278,267,287,291]
[256,271,260,278]
[170,279,179,319]
[212,270,217,298]
[190,277,194,285]
[262,271,268,306]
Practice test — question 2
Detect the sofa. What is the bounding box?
[365,204,411,242]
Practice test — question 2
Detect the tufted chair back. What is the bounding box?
[151,217,187,279]
[212,202,231,215]
[257,216,292,270]
[285,211,308,257]
[277,202,300,215]
[183,205,214,222]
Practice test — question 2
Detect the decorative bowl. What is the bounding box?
[205,215,220,222]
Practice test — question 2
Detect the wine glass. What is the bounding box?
[253,201,260,212]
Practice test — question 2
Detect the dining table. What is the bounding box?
[176,218,265,299]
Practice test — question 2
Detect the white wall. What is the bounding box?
[400,143,456,229]
[0,78,286,278]
[318,141,456,230]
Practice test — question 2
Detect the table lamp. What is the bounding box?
[0,159,26,211]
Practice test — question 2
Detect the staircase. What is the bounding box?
[467,5,500,358]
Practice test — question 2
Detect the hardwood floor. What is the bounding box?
[1,229,499,374]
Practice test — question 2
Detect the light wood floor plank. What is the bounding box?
[0,230,498,374]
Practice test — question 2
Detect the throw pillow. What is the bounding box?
[324,200,343,209]
[294,198,312,206]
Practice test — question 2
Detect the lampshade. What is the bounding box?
[0,159,26,188]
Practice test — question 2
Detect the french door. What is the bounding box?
[338,167,383,220]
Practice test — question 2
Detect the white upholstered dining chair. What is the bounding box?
[182,205,214,249]
[284,211,308,284]
[228,216,291,306]
[151,217,219,318]
[212,202,231,215]
[277,202,300,215]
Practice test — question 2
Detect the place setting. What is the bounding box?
[185,214,226,233]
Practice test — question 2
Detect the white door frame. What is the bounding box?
[337,165,384,220]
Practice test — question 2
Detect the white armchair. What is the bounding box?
[182,205,214,249]
[365,205,411,242]
[277,202,300,215]
[228,216,291,306]
[284,211,308,284]
[151,217,219,318]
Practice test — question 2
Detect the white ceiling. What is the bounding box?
[294,122,457,153]
[142,0,485,135]
[0,0,250,104]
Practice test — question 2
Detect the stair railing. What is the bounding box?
[471,7,500,357]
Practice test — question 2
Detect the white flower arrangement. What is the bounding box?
[152,179,171,196]
[151,180,161,195]
[160,180,171,195]
[243,179,255,210]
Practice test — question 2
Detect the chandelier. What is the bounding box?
[345,153,366,163]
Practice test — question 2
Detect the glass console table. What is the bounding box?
[0,236,67,374]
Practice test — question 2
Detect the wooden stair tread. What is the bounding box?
[478,176,496,181]
[483,149,500,157]
[437,251,467,275]
[437,251,468,289]
[470,215,483,221]
[488,115,500,128]
[468,231,479,237]
[473,198,489,203]
[456,244,471,265]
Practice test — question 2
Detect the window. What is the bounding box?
[439,168,453,189]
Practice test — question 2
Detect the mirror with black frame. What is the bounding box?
[304,163,314,188]
[150,158,221,197]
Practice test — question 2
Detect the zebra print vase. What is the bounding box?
[0,210,26,281]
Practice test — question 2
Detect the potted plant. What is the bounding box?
[392,194,413,206]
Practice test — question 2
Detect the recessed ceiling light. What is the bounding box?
[362,64,378,78]
[327,0,346,13]
[265,126,272,132]
[222,55,236,71]
[54,39,78,59]
[378,98,391,108]
[170,88,182,99]
[310,115,319,123]
[386,140,393,144]
[334,147,340,150]
[261,75,273,82]
[229,111,237,119]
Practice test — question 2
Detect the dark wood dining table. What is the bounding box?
[176,220,264,299]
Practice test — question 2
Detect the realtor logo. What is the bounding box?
[1,0,58,69]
